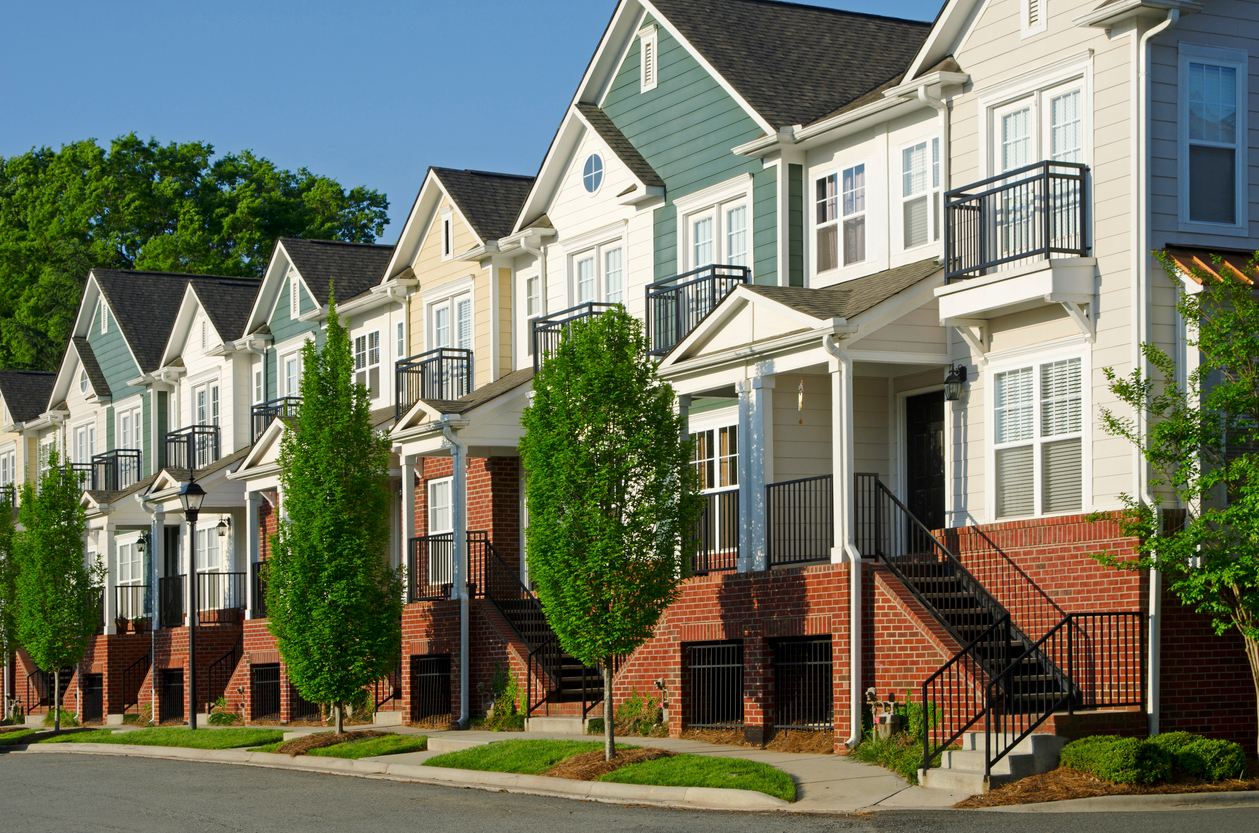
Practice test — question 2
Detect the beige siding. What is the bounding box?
[772,373,834,482]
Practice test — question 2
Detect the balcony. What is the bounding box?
[164,425,220,473]
[251,397,301,443]
[766,475,833,566]
[691,488,739,575]
[532,303,617,373]
[92,449,142,492]
[66,463,94,489]
[646,264,750,356]
[116,584,149,620]
[395,348,473,422]
[939,161,1094,325]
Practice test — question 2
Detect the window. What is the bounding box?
[194,527,220,572]
[194,382,220,426]
[118,541,142,586]
[639,25,658,93]
[440,209,454,261]
[74,424,95,464]
[525,274,541,356]
[993,356,1083,518]
[1179,45,1248,229]
[0,449,16,486]
[79,368,89,394]
[429,293,473,352]
[117,405,141,450]
[354,331,381,399]
[254,370,264,404]
[38,439,55,476]
[902,139,941,249]
[570,242,624,305]
[693,423,739,556]
[682,201,748,270]
[583,154,604,194]
[284,355,301,396]
[397,322,405,359]
[427,477,453,585]
[816,163,866,272]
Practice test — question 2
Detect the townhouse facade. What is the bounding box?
[5,0,1257,787]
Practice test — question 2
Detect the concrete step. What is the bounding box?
[939,749,1037,778]
[920,767,986,794]
[525,716,586,734]
[959,731,1066,771]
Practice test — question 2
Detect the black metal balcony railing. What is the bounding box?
[198,571,246,613]
[395,348,473,422]
[408,532,458,602]
[159,575,183,629]
[116,584,149,620]
[646,264,750,356]
[0,483,16,508]
[251,397,301,443]
[691,488,739,575]
[531,302,617,373]
[66,463,94,489]
[164,424,220,472]
[252,561,269,619]
[92,449,142,492]
[945,161,1089,282]
[766,474,833,566]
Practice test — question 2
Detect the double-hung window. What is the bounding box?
[816,163,867,272]
[571,241,625,306]
[1179,44,1248,229]
[354,331,381,399]
[427,477,453,585]
[524,274,542,356]
[993,356,1084,518]
[284,354,302,397]
[116,540,144,617]
[683,201,749,271]
[692,424,739,559]
[254,370,264,404]
[902,139,941,250]
[0,449,14,488]
[74,424,95,465]
[430,293,473,353]
[194,382,220,426]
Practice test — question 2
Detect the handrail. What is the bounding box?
[945,160,1088,200]
[122,652,150,713]
[92,449,142,491]
[922,614,1009,771]
[164,424,221,472]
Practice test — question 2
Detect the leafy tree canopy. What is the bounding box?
[1097,252,1259,753]
[0,134,389,370]
[520,308,701,759]
[268,300,402,733]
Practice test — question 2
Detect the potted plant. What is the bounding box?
[114,617,129,634]
[132,616,149,634]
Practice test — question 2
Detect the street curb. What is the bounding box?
[973,790,1259,813]
[15,743,790,811]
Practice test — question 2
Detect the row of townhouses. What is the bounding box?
[4,0,1256,780]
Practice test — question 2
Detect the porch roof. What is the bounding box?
[418,367,535,416]
[741,258,942,322]
[1165,245,1258,286]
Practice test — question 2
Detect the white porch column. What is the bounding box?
[401,457,415,602]
[103,524,117,634]
[244,492,258,619]
[183,518,193,627]
[151,510,165,623]
[736,376,774,572]
[828,351,856,563]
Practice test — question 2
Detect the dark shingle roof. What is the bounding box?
[189,276,262,343]
[575,103,664,189]
[280,239,395,307]
[93,270,220,373]
[0,370,55,423]
[432,169,536,243]
[86,472,160,506]
[71,337,112,399]
[809,56,962,126]
[159,446,252,485]
[651,0,933,129]
[742,257,942,320]
[420,367,535,415]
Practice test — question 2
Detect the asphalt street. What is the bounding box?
[1,754,1256,833]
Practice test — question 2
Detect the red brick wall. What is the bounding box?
[147,623,244,723]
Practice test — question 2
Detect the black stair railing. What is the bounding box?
[122,652,150,713]
[92,449,142,492]
[395,348,473,422]
[206,635,242,712]
[374,661,402,710]
[251,397,301,443]
[645,264,750,356]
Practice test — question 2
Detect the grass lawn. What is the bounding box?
[308,734,428,759]
[600,754,796,802]
[39,727,284,749]
[425,739,637,775]
[0,729,35,746]
[251,741,285,753]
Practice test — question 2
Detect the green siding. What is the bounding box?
[600,15,775,283]
[142,393,151,476]
[85,304,144,402]
[788,164,803,287]
[154,391,168,471]
[266,349,278,402]
[105,407,115,452]
[267,274,325,400]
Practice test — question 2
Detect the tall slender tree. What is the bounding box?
[267,300,402,733]
[0,487,16,720]
[14,448,100,730]
[520,308,701,761]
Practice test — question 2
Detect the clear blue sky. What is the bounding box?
[0,0,943,242]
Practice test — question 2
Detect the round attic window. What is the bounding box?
[583,154,604,193]
[79,368,88,394]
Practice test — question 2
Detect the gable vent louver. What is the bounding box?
[1027,0,1041,28]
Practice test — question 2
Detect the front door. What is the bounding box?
[164,526,181,577]
[905,391,945,531]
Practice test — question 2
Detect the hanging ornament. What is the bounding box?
[798,378,805,425]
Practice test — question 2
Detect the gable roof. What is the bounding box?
[419,367,536,416]
[0,370,55,424]
[742,257,943,321]
[649,0,933,129]
[189,276,261,341]
[92,270,220,373]
[279,238,395,307]
[70,337,112,400]
[574,103,664,189]
[432,169,537,242]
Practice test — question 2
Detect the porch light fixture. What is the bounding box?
[137,530,151,555]
[944,364,968,402]
[216,516,231,538]
[178,478,206,522]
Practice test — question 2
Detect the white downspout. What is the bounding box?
[519,234,548,357]
[917,86,950,262]
[441,418,471,728]
[1134,9,1179,738]
[823,334,863,748]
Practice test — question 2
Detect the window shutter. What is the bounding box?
[1043,438,1082,513]
[996,445,1035,517]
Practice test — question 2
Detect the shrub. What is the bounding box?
[850,733,926,784]
[42,708,78,728]
[1149,732,1248,781]
[1060,735,1171,785]
[477,664,523,732]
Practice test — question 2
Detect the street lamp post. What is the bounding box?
[178,477,206,730]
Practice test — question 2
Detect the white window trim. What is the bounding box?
[897,136,942,254]
[1177,42,1250,236]
[567,237,627,306]
[425,285,475,352]
[396,320,407,361]
[984,340,1092,522]
[115,398,143,450]
[354,329,382,400]
[281,351,303,397]
[581,152,606,196]
[638,24,658,93]
[977,56,1093,178]
[673,174,754,273]
[813,158,872,276]
[440,207,454,262]
[1021,0,1047,38]
[71,419,96,464]
[427,476,454,534]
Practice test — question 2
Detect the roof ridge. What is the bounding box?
[433,167,536,182]
[685,0,933,26]
[94,269,244,281]
[279,237,392,249]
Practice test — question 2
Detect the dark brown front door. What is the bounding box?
[905,391,945,531]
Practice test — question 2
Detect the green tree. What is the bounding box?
[0,134,389,370]
[267,300,402,733]
[520,308,701,761]
[1096,252,1259,754]
[13,448,101,730]
[0,487,16,720]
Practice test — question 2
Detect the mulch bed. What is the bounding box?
[678,727,834,754]
[542,747,675,780]
[273,730,390,756]
[957,759,1259,808]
